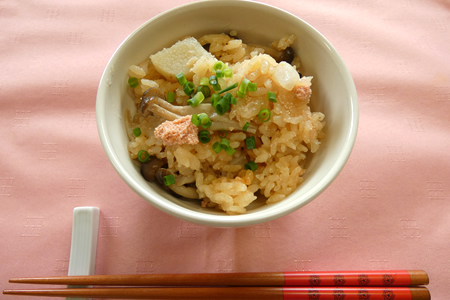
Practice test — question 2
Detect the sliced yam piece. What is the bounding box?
[150,37,216,81]
[271,61,301,91]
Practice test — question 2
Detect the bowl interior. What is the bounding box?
[96,0,358,227]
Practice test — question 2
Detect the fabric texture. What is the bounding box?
[0,0,449,298]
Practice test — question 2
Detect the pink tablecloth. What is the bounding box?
[1,0,449,299]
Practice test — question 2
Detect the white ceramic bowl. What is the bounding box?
[96,0,358,227]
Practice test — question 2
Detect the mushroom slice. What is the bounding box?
[142,91,258,134]
[155,168,199,199]
[140,157,166,181]
[140,87,166,117]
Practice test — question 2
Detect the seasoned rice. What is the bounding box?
[125,33,325,214]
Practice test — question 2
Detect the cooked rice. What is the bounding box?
[125,33,325,215]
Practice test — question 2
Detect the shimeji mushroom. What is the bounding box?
[140,156,199,199]
[140,88,257,134]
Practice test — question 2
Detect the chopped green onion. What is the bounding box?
[231,96,237,105]
[215,70,224,78]
[219,138,230,149]
[209,75,221,91]
[191,114,200,126]
[236,90,246,98]
[212,138,234,155]
[191,113,211,128]
[213,61,225,72]
[258,109,271,122]
[128,77,139,88]
[212,83,221,91]
[188,91,205,107]
[243,122,250,131]
[215,97,230,115]
[225,146,236,156]
[219,130,227,138]
[197,85,211,98]
[198,130,211,144]
[218,82,238,94]
[167,91,175,103]
[248,82,257,92]
[163,174,176,186]
[244,161,258,171]
[137,150,150,163]
[176,72,187,86]
[209,75,218,86]
[211,93,221,107]
[133,127,141,137]
[238,78,251,95]
[200,77,210,86]
[245,136,256,150]
[183,81,195,96]
[267,91,277,103]
[224,68,233,78]
[222,92,232,102]
[212,142,222,153]
[198,113,212,128]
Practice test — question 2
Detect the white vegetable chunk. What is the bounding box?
[271,61,301,91]
[150,37,215,81]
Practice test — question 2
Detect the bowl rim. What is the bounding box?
[96,0,359,227]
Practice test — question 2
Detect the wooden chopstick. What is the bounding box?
[3,287,431,299]
[8,270,429,287]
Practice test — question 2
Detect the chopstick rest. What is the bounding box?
[67,207,100,300]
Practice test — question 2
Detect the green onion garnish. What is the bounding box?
[137,150,150,163]
[244,161,258,171]
[219,138,230,149]
[215,97,230,115]
[212,138,234,155]
[197,85,211,98]
[213,61,225,72]
[209,75,221,91]
[212,142,222,153]
[267,91,277,103]
[163,174,176,186]
[224,68,233,78]
[211,93,221,107]
[245,136,256,150]
[248,82,257,92]
[219,130,228,138]
[183,81,195,96]
[199,113,212,128]
[216,70,224,78]
[128,77,139,88]
[200,77,210,86]
[167,92,175,103]
[236,90,246,99]
[191,113,211,128]
[198,130,211,144]
[218,82,238,94]
[209,75,218,86]
[176,72,187,86]
[238,78,250,95]
[231,96,237,105]
[187,91,205,107]
[191,114,200,126]
[258,109,271,122]
[225,146,236,156]
[212,83,221,91]
[133,127,141,137]
[243,122,250,131]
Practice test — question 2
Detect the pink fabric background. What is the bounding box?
[1,0,449,299]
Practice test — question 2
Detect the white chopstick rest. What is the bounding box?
[67,207,100,300]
